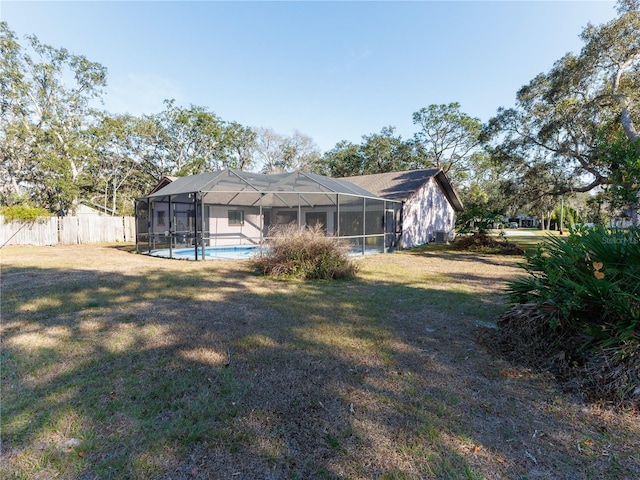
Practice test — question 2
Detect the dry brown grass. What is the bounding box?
[1,244,638,479]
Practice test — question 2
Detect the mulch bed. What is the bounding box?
[452,233,525,255]
[485,303,640,411]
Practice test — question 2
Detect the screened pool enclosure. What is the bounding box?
[136,170,403,260]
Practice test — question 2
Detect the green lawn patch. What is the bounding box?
[1,244,638,479]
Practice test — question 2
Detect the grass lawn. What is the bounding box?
[1,244,638,479]
[503,229,564,254]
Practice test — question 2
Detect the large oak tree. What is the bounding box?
[319,126,417,177]
[412,102,483,184]
[0,22,107,211]
[486,0,639,222]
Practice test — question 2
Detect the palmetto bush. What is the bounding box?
[507,226,640,348]
[502,226,640,407]
[254,223,358,280]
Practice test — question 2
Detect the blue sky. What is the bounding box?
[1,1,617,152]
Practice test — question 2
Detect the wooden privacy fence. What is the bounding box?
[1,215,135,247]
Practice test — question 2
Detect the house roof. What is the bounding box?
[144,169,400,207]
[147,176,178,195]
[78,200,118,215]
[144,168,463,211]
[343,169,464,212]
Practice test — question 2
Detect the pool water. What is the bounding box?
[148,244,384,261]
[152,245,263,260]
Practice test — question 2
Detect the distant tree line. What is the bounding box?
[0,18,483,217]
[0,21,326,215]
[1,0,638,223]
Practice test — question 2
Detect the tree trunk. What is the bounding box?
[112,181,117,216]
[11,175,21,196]
[620,108,640,143]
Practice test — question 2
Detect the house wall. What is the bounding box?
[206,206,338,246]
[207,205,263,246]
[149,203,344,247]
[206,205,339,244]
[400,178,456,248]
[76,204,104,216]
[205,203,380,244]
[610,217,635,228]
[151,204,169,232]
[271,206,337,233]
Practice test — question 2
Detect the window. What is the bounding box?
[335,211,362,236]
[228,210,244,226]
[157,210,166,227]
[306,212,327,232]
[275,211,297,225]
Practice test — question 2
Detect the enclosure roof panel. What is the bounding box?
[145,169,400,203]
[146,171,226,197]
[299,172,385,198]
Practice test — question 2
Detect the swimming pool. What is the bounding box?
[149,245,263,260]
[147,243,385,261]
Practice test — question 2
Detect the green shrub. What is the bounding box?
[500,226,640,408]
[1,205,52,223]
[253,224,358,280]
[455,207,504,234]
[507,226,640,349]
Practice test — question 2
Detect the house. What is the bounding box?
[76,201,118,216]
[344,169,464,247]
[506,214,539,229]
[147,176,178,195]
[610,205,639,228]
[137,168,464,259]
[136,170,403,259]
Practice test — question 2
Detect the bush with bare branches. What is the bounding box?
[253,224,358,280]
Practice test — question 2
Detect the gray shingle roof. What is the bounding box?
[144,168,463,211]
[344,169,464,212]
[344,169,440,201]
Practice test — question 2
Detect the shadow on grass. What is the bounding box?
[1,252,637,479]
[402,248,526,271]
[107,243,138,253]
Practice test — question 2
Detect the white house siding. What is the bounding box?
[207,206,262,246]
[271,207,337,233]
[206,204,379,244]
[207,206,344,244]
[400,178,455,248]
